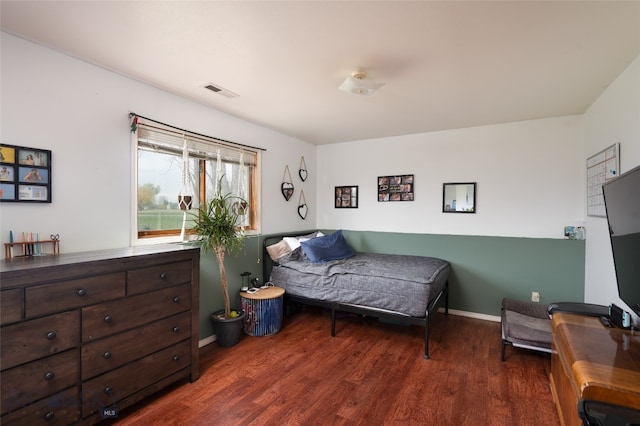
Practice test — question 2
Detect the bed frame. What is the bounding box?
[262,231,449,359]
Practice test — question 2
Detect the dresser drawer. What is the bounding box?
[1,289,22,325]
[82,311,191,380]
[25,272,126,318]
[82,284,191,342]
[0,387,79,426]
[1,311,80,370]
[127,260,192,295]
[81,340,191,418]
[1,349,78,415]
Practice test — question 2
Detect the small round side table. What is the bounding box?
[240,286,285,336]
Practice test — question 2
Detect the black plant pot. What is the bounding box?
[210,309,245,347]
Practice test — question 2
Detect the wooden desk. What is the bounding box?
[549,313,640,426]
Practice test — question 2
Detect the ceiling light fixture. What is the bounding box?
[338,71,384,96]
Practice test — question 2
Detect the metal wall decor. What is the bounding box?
[299,156,308,181]
[298,190,308,219]
[0,144,52,203]
[378,174,414,202]
[586,143,619,217]
[281,165,294,201]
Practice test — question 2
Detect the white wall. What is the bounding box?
[0,33,316,253]
[583,54,640,322]
[4,30,638,322]
[317,115,584,239]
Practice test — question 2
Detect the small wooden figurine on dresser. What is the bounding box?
[4,231,60,259]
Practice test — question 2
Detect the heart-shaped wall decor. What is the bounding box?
[298,203,308,220]
[299,156,308,182]
[281,182,294,201]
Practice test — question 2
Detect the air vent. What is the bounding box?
[203,83,239,99]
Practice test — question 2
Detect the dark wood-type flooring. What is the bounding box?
[112,307,560,426]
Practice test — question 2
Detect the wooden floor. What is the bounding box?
[112,307,560,426]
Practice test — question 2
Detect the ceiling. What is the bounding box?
[2,1,639,145]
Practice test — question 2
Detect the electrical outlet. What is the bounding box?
[531,291,540,302]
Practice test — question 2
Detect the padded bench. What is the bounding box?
[501,298,610,361]
[501,298,552,361]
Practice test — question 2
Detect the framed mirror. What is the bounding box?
[443,182,476,213]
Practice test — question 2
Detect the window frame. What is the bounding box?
[131,116,261,245]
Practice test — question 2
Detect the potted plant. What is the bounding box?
[190,176,247,347]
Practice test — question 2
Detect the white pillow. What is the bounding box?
[283,237,303,250]
[283,231,325,251]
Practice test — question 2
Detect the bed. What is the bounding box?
[262,230,450,359]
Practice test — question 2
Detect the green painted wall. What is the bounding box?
[337,230,585,317]
[197,236,263,339]
[198,230,585,338]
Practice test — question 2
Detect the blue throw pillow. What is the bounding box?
[300,230,355,263]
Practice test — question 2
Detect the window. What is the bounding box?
[133,116,260,241]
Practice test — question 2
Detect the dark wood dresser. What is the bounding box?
[0,244,200,425]
[550,313,640,426]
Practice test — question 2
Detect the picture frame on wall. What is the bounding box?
[0,144,52,203]
[378,174,414,202]
[335,185,358,208]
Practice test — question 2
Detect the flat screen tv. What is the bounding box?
[603,164,640,318]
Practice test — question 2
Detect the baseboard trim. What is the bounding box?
[199,309,500,347]
[439,307,501,323]
[199,335,216,348]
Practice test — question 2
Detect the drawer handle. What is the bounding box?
[76,288,87,296]
[160,273,168,279]
[103,351,112,359]
[103,315,113,323]
[173,296,180,303]
[46,331,57,340]
[44,371,55,381]
[44,411,55,421]
[104,386,113,395]
[172,355,180,362]
[172,326,180,333]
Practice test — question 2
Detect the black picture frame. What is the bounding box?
[443,182,476,213]
[0,144,52,203]
[378,174,414,202]
[335,186,358,208]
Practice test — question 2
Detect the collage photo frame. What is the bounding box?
[335,185,358,208]
[0,144,52,203]
[378,174,414,202]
